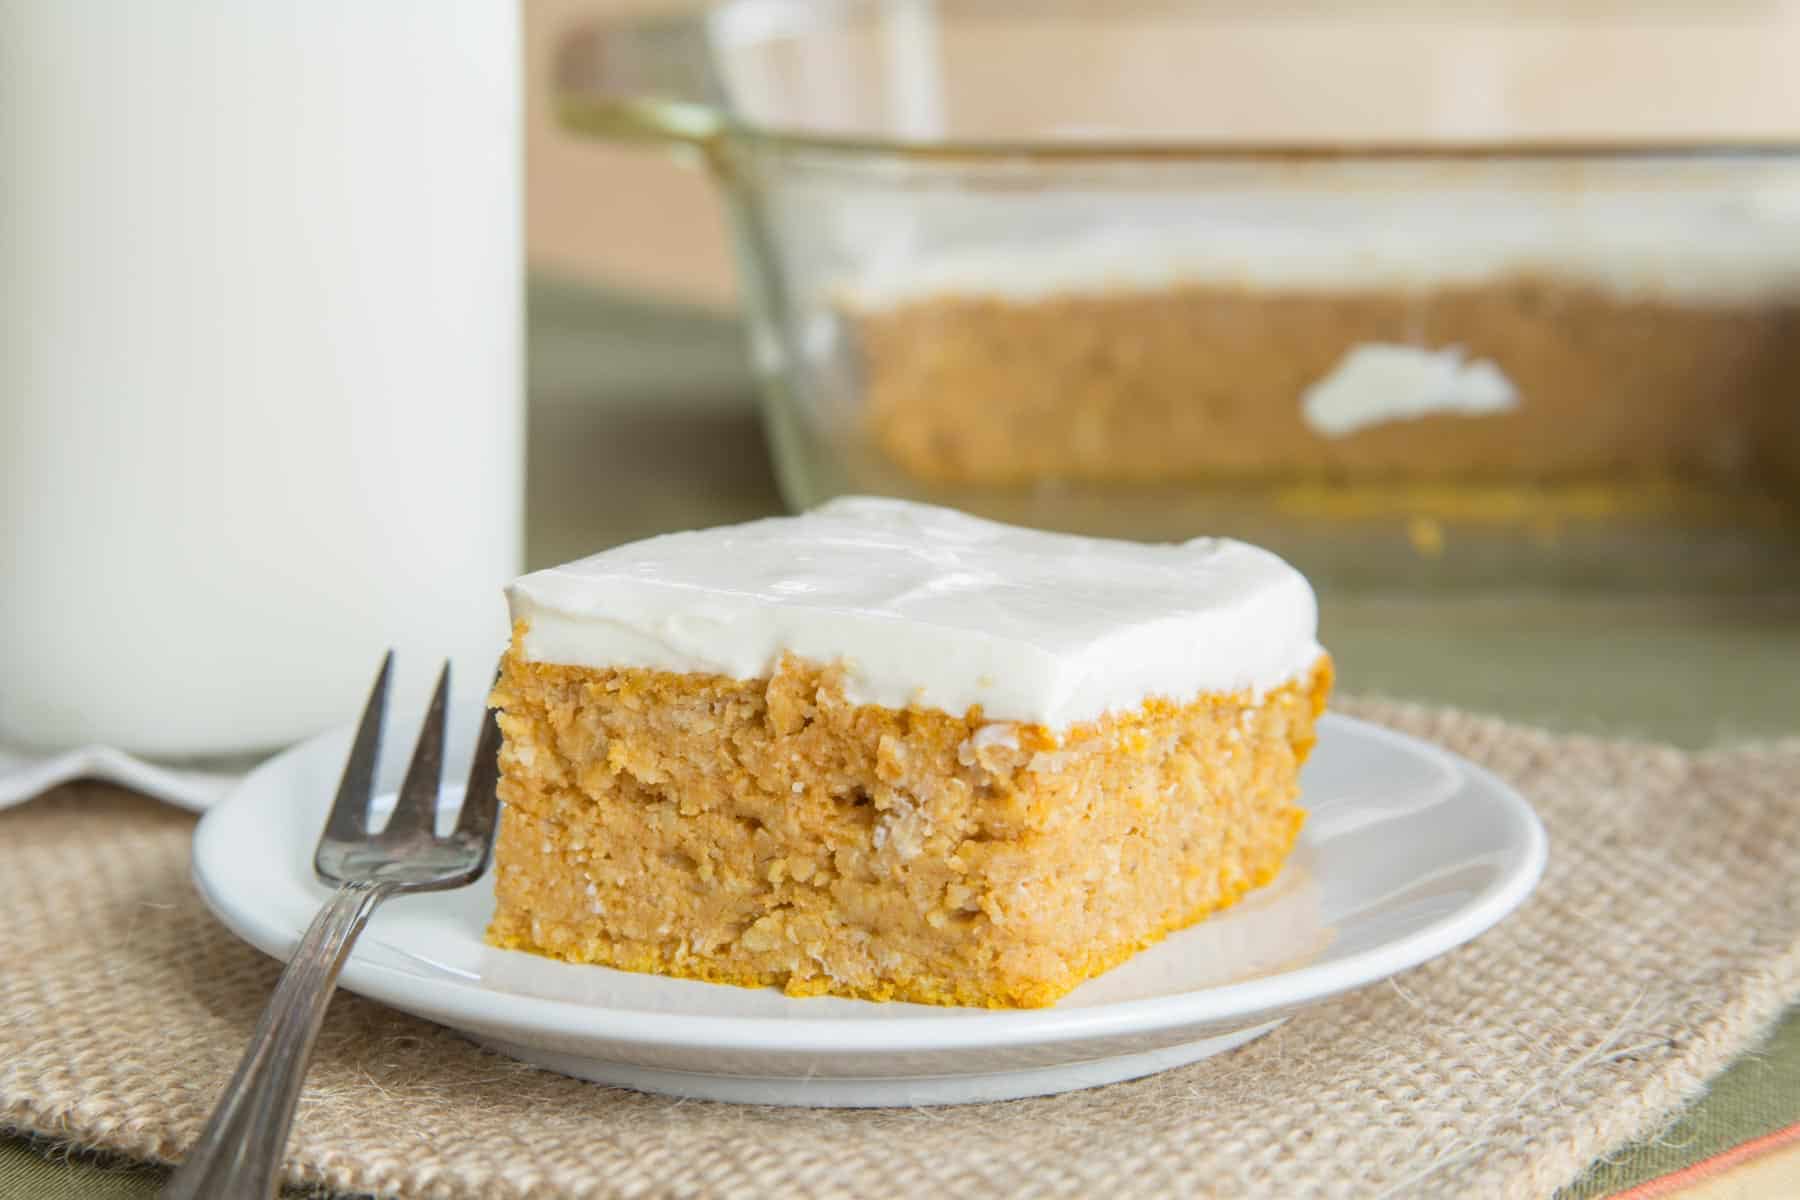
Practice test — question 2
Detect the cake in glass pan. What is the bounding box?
[847,223,1800,488]
[486,498,1332,1008]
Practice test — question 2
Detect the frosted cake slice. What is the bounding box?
[487,497,1332,1008]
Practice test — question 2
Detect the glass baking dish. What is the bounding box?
[555,0,1800,593]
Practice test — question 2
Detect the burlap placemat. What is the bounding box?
[2,700,1796,1200]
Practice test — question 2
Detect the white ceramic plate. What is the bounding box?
[192,708,1545,1107]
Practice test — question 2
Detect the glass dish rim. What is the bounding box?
[556,0,1800,163]
[559,96,1800,163]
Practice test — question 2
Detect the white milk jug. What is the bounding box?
[0,1,523,757]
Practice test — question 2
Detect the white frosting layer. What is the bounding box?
[508,497,1323,729]
[843,214,1800,310]
[1302,344,1519,437]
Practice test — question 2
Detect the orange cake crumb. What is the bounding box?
[487,628,1332,1009]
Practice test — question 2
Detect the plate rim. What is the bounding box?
[192,711,1547,1055]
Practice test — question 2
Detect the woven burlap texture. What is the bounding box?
[2,700,1796,1200]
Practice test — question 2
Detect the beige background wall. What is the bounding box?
[527,0,738,307]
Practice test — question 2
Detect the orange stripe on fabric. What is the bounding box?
[1611,1121,1800,1200]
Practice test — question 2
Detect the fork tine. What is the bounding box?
[452,700,503,860]
[323,651,393,843]
[383,661,450,840]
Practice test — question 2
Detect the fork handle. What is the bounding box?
[164,880,393,1200]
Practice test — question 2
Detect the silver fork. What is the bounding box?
[164,653,501,1199]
